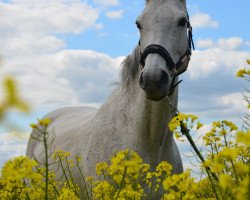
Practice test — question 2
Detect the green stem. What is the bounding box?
[149,178,154,199]
[180,121,222,199]
[26,192,31,200]
[38,168,59,196]
[59,157,71,189]
[43,133,49,200]
[76,162,91,200]
[230,159,239,184]
[180,122,219,182]
[23,180,31,200]
[207,172,220,200]
[248,157,250,200]
[65,158,80,197]
[115,166,127,200]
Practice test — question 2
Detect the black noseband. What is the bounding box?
[140,44,176,70]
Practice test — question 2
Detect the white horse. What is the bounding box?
[27,0,193,181]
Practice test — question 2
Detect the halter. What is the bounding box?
[138,14,194,96]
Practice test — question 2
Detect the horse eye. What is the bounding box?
[178,18,187,27]
[136,21,142,30]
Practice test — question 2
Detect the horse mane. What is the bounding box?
[120,45,141,87]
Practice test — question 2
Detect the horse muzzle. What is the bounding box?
[139,67,170,101]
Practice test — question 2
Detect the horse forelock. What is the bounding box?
[120,45,141,88]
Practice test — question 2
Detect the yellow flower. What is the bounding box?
[52,150,71,161]
[86,176,94,184]
[0,156,43,198]
[75,156,81,163]
[210,162,224,174]
[162,193,176,200]
[222,120,238,131]
[2,77,30,112]
[196,121,203,129]
[236,130,250,146]
[155,161,172,178]
[58,187,79,200]
[38,118,51,127]
[236,68,246,77]
[141,163,150,174]
[235,177,249,200]
[108,149,144,184]
[234,161,249,176]
[117,184,145,199]
[174,132,182,140]
[168,113,186,131]
[212,121,221,128]
[93,181,114,199]
[30,123,38,129]
[162,171,192,192]
[96,162,109,176]
[219,174,234,190]
[187,114,198,123]
[218,147,238,160]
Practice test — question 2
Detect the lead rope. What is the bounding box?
[166,95,178,118]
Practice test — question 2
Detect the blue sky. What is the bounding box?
[0,0,249,171]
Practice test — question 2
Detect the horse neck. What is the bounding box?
[126,75,176,138]
[118,74,178,164]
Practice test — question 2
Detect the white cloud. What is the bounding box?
[213,92,246,118]
[0,132,29,169]
[0,1,99,35]
[0,0,100,59]
[0,50,124,110]
[105,9,124,19]
[191,12,219,29]
[196,39,215,49]
[94,0,120,7]
[188,46,249,79]
[217,37,243,50]
[197,37,243,50]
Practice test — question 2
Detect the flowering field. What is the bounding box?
[0,63,249,199]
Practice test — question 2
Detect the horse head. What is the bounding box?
[137,0,193,100]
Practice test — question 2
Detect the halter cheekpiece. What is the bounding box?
[138,13,194,95]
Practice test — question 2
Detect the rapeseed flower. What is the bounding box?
[236,68,247,77]
[237,130,250,146]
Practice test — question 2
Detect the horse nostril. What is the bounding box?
[157,70,169,89]
[139,72,146,89]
